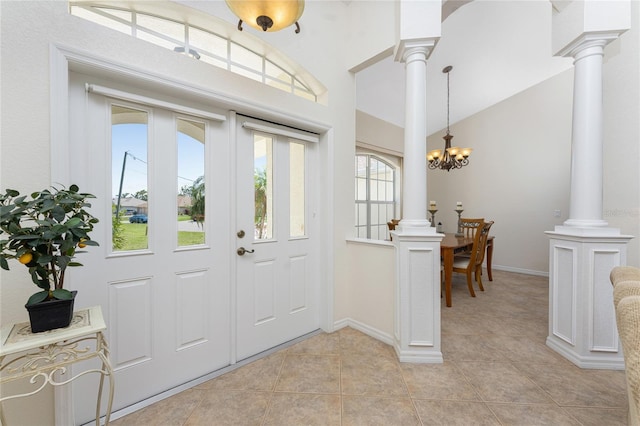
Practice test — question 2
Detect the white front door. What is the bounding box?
[235,117,320,360]
[68,73,231,423]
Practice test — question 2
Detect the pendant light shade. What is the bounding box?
[226,0,305,33]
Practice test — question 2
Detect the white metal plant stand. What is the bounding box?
[0,306,114,425]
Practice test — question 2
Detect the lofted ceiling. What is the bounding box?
[355,0,573,135]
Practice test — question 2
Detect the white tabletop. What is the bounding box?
[0,306,106,357]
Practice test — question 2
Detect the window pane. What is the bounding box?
[355,156,367,177]
[266,78,293,93]
[354,153,398,241]
[97,7,132,23]
[290,142,305,237]
[137,13,184,43]
[254,135,273,240]
[230,65,262,82]
[386,181,394,202]
[355,177,367,201]
[177,118,205,247]
[230,43,262,73]
[265,60,291,84]
[371,203,379,225]
[70,6,132,35]
[189,26,227,59]
[137,29,179,50]
[370,177,378,200]
[200,55,228,69]
[111,105,148,251]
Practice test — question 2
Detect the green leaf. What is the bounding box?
[11,235,39,240]
[26,291,49,306]
[0,257,8,270]
[69,184,79,192]
[65,217,83,228]
[51,205,66,222]
[52,289,73,300]
[40,198,55,212]
[37,254,53,264]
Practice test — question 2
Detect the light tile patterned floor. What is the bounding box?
[110,270,628,425]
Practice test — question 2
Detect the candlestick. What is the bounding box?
[454,208,464,236]
[428,209,438,227]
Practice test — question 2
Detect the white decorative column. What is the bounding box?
[398,43,432,231]
[391,0,443,363]
[547,2,633,369]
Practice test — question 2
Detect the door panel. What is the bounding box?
[68,72,231,423]
[235,117,319,360]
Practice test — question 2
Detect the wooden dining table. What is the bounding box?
[441,233,494,307]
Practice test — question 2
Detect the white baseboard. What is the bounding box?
[492,264,549,277]
[333,318,394,346]
[546,336,625,370]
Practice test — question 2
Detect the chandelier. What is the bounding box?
[225,0,305,33]
[427,65,472,171]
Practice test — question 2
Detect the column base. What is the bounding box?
[546,228,633,369]
[392,231,444,363]
[397,219,438,234]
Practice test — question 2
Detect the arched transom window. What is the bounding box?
[69,2,320,102]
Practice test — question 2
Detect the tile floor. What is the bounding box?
[110,270,628,425]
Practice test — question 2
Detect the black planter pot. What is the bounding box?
[25,291,77,333]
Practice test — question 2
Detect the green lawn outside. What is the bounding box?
[118,222,205,250]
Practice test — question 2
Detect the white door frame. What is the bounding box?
[50,44,334,425]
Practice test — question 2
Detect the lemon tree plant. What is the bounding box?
[0,185,99,306]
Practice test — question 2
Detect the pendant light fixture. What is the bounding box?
[226,0,305,33]
[427,65,472,171]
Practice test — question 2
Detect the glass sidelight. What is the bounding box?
[254,134,273,240]
[111,105,149,251]
[177,118,205,247]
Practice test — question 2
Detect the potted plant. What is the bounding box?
[0,184,99,332]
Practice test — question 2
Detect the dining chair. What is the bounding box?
[472,220,494,292]
[457,217,484,256]
[387,219,400,240]
[451,218,485,297]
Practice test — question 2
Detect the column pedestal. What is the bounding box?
[391,230,443,363]
[546,227,633,369]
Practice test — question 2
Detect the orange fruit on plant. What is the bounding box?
[78,239,87,248]
[19,252,33,264]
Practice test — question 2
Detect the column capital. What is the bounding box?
[394,38,438,64]
[556,31,627,59]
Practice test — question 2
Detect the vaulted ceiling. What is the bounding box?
[356,0,573,134]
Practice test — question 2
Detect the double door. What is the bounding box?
[68,73,319,422]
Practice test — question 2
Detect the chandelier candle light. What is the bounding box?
[428,66,472,171]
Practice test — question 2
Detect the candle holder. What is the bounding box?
[455,208,464,236]
[428,209,438,227]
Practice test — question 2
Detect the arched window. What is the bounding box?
[69,3,321,102]
[355,153,399,240]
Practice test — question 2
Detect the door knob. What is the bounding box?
[237,247,255,256]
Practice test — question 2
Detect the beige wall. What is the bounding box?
[427,69,574,275]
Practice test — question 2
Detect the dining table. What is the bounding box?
[441,233,494,307]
